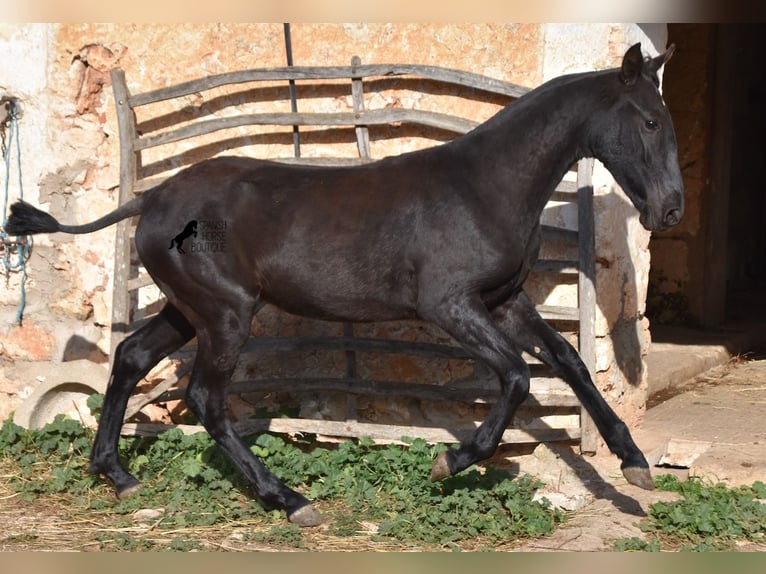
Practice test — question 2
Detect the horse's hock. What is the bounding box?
[107,58,599,453]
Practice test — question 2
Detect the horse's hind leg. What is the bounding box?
[89,303,195,497]
[182,302,325,527]
[491,292,654,490]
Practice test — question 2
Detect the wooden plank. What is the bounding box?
[550,190,578,203]
[238,323,571,359]
[125,362,193,420]
[536,305,579,322]
[132,109,479,152]
[240,335,471,359]
[541,225,578,245]
[130,158,378,194]
[127,274,155,291]
[126,63,530,108]
[553,179,578,195]
[148,322,578,367]
[532,259,579,275]
[150,375,581,407]
[121,420,581,445]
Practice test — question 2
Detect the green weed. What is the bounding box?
[0,416,564,549]
[248,523,308,549]
[612,536,660,552]
[613,474,766,551]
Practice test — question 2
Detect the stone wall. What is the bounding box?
[0,23,665,437]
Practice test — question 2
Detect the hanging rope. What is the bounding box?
[1,98,31,325]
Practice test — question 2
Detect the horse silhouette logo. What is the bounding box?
[169,220,198,254]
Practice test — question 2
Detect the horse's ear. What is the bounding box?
[620,43,644,86]
[647,43,676,74]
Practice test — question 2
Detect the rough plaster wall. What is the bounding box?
[0,24,59,419]
[0,24,52,324]
[0,23,662,436]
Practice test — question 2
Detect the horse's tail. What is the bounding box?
[4,195,145,236]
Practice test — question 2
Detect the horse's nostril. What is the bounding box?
[664,208,681,227]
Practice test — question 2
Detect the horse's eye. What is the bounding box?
[644,119,659,131]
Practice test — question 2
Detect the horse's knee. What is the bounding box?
[550,338,586,370]
[183,382,208,423]
[111,336,149,379]
[184,380,230,436]
[504,359,531,402]
[512,369,530,397]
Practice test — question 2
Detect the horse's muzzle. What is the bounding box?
[639,205,683,232]
[663,207,682,228]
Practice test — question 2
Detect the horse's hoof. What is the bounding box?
[430,451,451,482]
[116,482,142,500]
[622,466,655,490]
[288,504,326,527]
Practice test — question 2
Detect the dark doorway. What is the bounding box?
[724,24,766,321]
[649,23,766,328]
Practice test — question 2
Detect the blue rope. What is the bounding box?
[1,100,31,325]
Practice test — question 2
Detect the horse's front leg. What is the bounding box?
[490,291,654,490]
[418,292,531,480]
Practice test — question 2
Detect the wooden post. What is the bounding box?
[577,157,598,455]
[351,56,371,159]
[109,68,138,369]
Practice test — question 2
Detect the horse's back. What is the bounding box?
[133,156,424,319]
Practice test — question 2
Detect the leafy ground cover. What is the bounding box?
[613,474,766,552]
[0,413,565,551]
[3,407,765,552]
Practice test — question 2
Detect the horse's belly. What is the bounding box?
[259,262,419,323]
[262,288,418,323]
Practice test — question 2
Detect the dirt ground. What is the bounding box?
[513,353,766,552]
[1,355,765,552]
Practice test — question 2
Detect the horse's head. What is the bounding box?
[589,43,684,231]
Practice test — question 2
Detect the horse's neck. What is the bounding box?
[461,72,605,222]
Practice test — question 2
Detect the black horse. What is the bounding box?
[5,43,683,527]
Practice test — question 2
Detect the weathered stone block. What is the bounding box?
[0,322,56,362]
